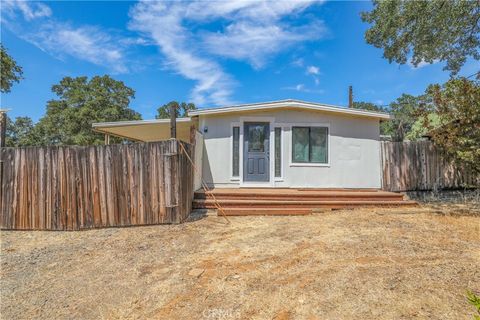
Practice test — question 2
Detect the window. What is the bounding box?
[274,127,281,177]
[247,124,265,152]
[232,126,240,176]
[292,126,328,164]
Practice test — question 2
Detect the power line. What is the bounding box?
[465,71,479,79]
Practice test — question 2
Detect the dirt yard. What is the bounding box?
[1,205,479,320]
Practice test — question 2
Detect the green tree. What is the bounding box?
[418,77,480,173]
[385,94,421,141]
[352,101,391,136]
[34,75,141,146]
[361,0,480,75]
[5,115,38,147]
[156,101,196,119]
[352,101,386,112]
[0,44,23,93]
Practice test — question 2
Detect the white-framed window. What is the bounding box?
[291,126,329,164]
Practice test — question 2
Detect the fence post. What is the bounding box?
[0,111,6,218]
[0,111,6,148]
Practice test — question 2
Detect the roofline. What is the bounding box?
[92,117,192,128]
[188,99,392,119]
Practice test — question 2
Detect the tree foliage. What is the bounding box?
[385,94,421,141]
[33,75,141,146]
[352,101,385,112]
[156,101,196,119]
[418,78,480,173]
[361,0,480,75]
[5,116,37,147]
[353,97,423,141]
[0,44,23,93]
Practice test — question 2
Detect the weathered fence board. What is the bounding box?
[381,141,478,192]
[0,140,194,230]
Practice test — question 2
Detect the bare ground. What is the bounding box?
[1,205,479,320]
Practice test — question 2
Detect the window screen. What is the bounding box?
[274,127,281,177]
[232,127,240,176]
[292,127,328,164]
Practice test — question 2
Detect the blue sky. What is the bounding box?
[1,0,478,121]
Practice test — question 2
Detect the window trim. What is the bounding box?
[289,123,330,167]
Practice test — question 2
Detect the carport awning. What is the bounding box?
[92,117,194,142]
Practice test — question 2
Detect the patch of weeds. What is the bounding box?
[467,290,480,320]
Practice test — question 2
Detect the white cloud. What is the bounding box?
[203,21,325,69]
[306,65,320,75]
[26,22,128,73]
[1,1,129,74]
[407,59,439,70]
[129,1,235,106]
[2,0,51,20]
[292,58,305,68]
[129,0,324,105]
[283,83,324,94]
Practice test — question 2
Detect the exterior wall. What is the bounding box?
[200,108,382,189]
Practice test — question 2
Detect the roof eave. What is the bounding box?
[188,102,391,120]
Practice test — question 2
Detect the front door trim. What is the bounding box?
[238,116,275,187]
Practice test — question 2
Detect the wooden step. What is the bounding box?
[195,194,404,201]
[194,190,404,201]
[193,199,418,209]
[219,208,312,216]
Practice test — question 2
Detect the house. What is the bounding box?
[93,99,391,190]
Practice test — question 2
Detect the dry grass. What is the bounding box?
[1,204,479,320]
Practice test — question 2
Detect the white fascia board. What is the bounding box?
[188,99,392,120]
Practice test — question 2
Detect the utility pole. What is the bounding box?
[170,103,177,139]
[348,86,353,108]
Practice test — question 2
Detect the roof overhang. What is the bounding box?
[92,117,193,142]
[188,99,392,120]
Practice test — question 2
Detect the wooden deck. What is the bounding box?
[193,188,417,216]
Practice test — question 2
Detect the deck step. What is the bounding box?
[195,194,404,201]
[193,199,418,209]
[192,189,417,214]
[219,208,312,216]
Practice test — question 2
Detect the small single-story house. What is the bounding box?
[93,99,391,189]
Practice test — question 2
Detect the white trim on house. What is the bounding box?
[288,123,331,168]
[189,99,391,120]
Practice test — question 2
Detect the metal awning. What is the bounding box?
[92,117,194,142]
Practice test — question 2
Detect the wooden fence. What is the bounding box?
[381,141,478,192]
[0,140,194,230]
